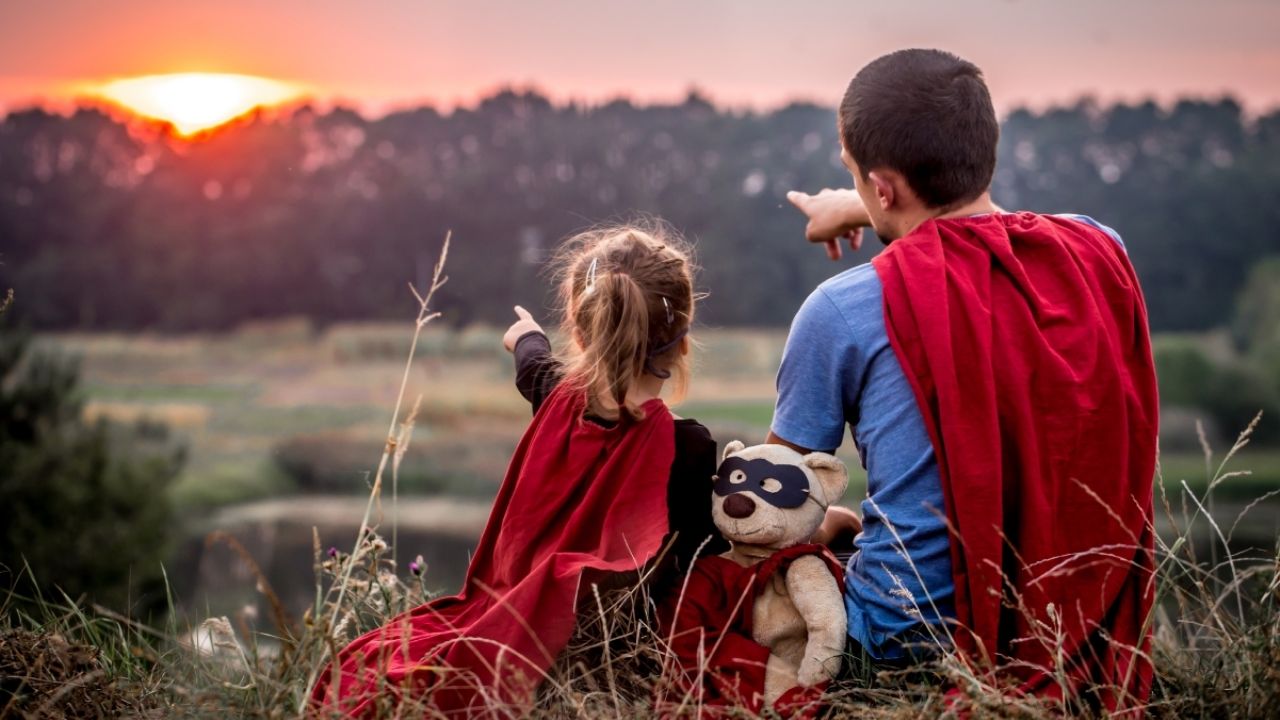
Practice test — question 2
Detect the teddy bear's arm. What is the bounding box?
[785,555,847,686]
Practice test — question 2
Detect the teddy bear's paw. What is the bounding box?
[796,656,839,687]
[764,653,799,705]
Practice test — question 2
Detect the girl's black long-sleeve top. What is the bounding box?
[512,331,728,575]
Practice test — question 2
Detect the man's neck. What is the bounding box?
[898,192,1002,238]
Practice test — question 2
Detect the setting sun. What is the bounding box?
[93,73,303,135]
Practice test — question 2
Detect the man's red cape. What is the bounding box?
[872,212,1159,713]
[310,385,675,718]
[657,543,843,717]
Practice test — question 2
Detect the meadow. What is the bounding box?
[39,321,1280,513]
[40,323,842,512]
[5,314,1279,718]
[23,321,1278,623]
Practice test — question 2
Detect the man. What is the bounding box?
[773,49,1158,712]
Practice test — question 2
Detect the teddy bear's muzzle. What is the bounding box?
[722,493,757,519]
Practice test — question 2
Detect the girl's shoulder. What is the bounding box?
[672,417,715,455]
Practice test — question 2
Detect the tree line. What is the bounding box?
[1,90,1276,332]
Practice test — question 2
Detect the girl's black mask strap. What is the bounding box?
[644,328,689,379]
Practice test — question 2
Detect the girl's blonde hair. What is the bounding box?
[552,221,697,421]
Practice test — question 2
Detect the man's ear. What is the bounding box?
[867,170,896,212]
[802,452,849,506]
[721,440,746,463]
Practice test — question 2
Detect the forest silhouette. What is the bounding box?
[1,90,1275,333]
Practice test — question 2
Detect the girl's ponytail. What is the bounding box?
[578,270,650,417]
[553,223,696,421]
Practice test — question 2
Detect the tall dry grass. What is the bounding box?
[2,239,1277,719]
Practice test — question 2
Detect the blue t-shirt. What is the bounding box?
[770,213,1122,660]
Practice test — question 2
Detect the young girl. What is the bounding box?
[312,224,724,717]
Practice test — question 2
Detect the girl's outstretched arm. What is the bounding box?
[504,306,562,413]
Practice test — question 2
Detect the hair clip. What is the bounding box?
[584,257,598,295]
[662,297,674,325]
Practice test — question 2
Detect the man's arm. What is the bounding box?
[767,431,862,544]
[765,430,823,456]
[769,288,865,544]
[770,288,855,453]
[786,188,872,261]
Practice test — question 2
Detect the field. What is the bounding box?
[39,323,824,511]
[8,321,1279,718]
[30,321,1280,617]
[40,321,1280,512]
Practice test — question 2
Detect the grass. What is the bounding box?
[2,425,1277,718]
[679,398,776,427]
[169,456,296,509]
[205,405,384,436]
[5,241,1279,718]
[39,322,1280,512]
[1159,449,1280,499]
[83,381,253,404]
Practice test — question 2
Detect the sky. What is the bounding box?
[3,0,1279,116]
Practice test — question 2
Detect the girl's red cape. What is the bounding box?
[311,385,675,717]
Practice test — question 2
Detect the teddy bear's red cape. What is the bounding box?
[310,386,675,718]
[657,543,843,718]
[872,212,1159,713]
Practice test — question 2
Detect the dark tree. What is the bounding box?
[0,319,183,614]
[0,93,1277,333]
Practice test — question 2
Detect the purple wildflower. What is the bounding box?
[327,546,338,559]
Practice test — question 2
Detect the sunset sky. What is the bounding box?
[3,0,1279,118]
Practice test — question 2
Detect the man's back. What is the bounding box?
[870,210,1157,707]
[771,213,1131,662]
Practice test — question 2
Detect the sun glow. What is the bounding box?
[94,73,303,135]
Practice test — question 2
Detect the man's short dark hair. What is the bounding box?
[839,49,998,209]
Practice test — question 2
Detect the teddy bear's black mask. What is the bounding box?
[713,456,812,509]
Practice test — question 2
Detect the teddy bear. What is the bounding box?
[658,440,849,714]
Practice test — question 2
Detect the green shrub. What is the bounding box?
[0,324,183,615]
[1233,257,1280,392]
[1201,364,1280,444]
[1153,339,1218,408]
[1232,258,1280,354]
[1153,338,1279,445]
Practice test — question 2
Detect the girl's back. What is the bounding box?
[312,223,720,718]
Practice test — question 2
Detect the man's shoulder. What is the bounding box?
[785,263,888,357]
[1052,213,1126,250]
[815,262,883,309]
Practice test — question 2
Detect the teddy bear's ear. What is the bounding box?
[721,440,745,463]
[802,452,849,506]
